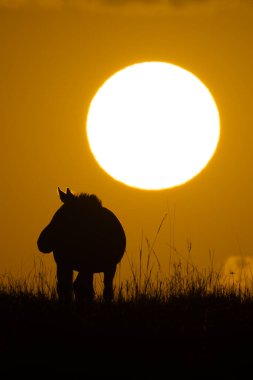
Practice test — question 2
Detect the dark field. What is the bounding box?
[1,264,253,376]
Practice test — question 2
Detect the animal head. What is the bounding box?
[57,187,102,208]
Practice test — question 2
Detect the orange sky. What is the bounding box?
[1,0,253,280]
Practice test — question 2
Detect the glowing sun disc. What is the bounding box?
[86,62,220,190]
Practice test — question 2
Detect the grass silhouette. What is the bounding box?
[1,218,253,374]
[1,254,253,375]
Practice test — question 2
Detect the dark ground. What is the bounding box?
[0,293,253,376]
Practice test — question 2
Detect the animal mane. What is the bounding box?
[75,192,102,208]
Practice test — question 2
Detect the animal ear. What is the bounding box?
[66,188,75,199]
[58,187,69,203]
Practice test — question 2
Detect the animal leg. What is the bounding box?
[73,271,94,306]
[103,265,117,303]
[56,264,73,305]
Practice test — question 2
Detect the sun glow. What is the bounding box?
[86,62,220,190]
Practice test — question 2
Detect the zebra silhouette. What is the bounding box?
[37,187,126,306]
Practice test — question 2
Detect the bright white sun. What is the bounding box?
[86,61,220,190]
